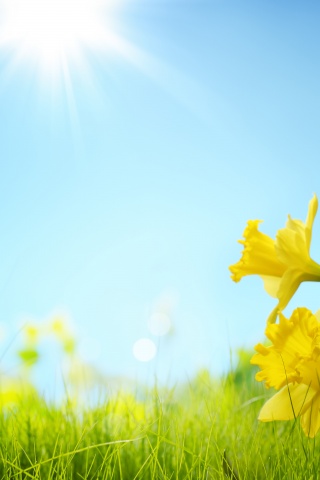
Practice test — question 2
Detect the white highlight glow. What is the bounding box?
[133,338,157,362]
[0,0,122,76]
[148,312,172,336]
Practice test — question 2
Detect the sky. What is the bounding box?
[1,0,320,393]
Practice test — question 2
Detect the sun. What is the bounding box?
[0,0,126,80]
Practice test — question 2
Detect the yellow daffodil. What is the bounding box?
[251,307,320,437]
[229,195,320,323]
[50,316,76,354]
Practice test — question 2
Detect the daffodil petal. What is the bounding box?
[258,383,315,422]
[274,269,306,313]
[268,269,320,322]
[300,392,320,437]
[305,195,318,250]
[267,306,279,324]
[260,275,281,298]
[275,196,320,276]
[276,227,309,270]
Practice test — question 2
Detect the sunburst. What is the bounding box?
[0,0,133,84]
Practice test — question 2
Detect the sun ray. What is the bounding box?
[0,0,211,133]
[0,0,140,138]
[0,0,128,81]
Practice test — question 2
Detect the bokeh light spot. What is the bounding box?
[147,312,172,336]
[132,338,157,362]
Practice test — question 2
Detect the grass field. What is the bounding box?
[0,350,319,480]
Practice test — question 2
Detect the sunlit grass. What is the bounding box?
[1,352,320,479]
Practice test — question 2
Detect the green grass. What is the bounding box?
[1,358,320,480]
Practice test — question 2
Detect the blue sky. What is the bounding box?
[1,0,320,390]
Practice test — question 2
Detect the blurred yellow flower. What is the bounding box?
[229,195,320,323]
[50,315,76,354]
[50,316,68,336]
[25,324,39,343]
[0,378,35,406]
[251,307,320,437]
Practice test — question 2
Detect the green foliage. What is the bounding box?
[0,325,318,479]
[226,348,259,387]
[0,363,319,479]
